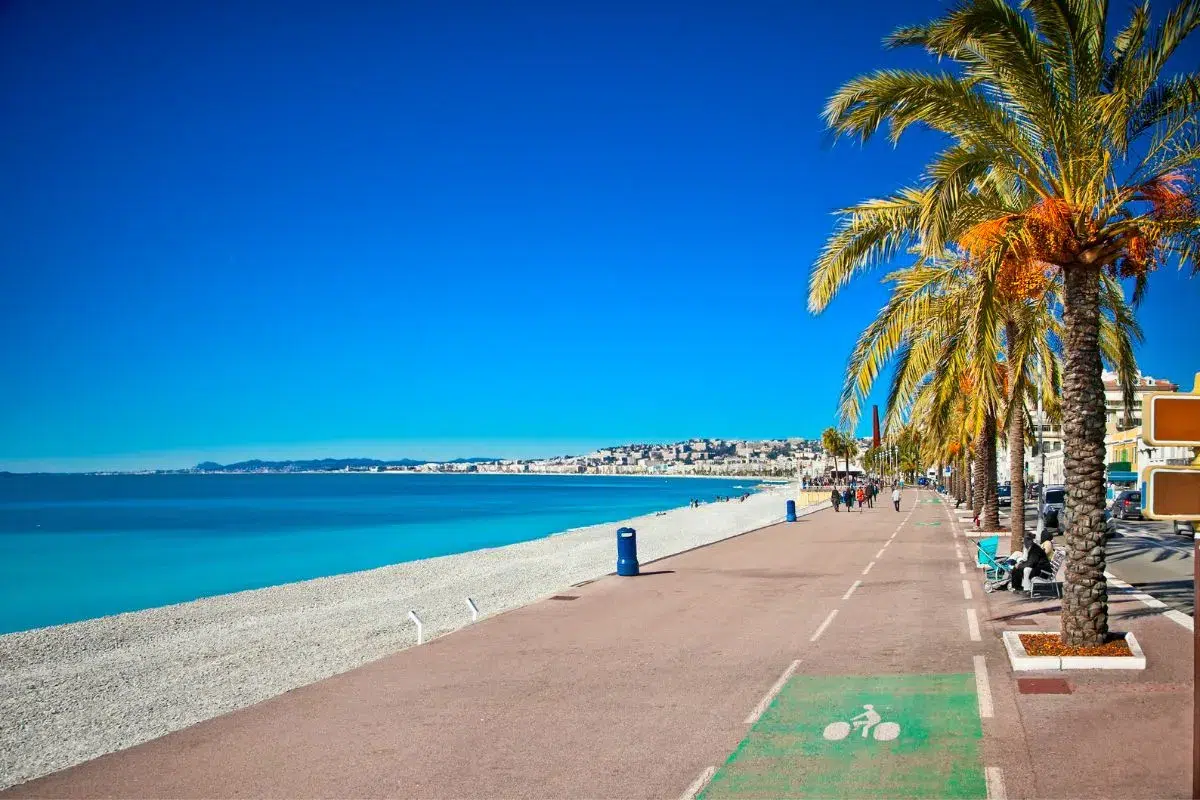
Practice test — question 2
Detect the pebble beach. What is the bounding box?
[0,484,821,790]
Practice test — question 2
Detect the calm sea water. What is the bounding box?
[0,473,756,634]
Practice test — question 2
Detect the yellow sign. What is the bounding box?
[1142,372,1200,521]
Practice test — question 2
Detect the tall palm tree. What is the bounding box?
[821,427,858,482]
[834,249,1140,545]
[811,0,1198,647]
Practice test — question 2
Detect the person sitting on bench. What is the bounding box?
[1010,533,1053,592]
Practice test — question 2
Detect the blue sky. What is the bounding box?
[2,0,1198,472]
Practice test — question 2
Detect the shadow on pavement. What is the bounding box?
[1105,535,1191,565]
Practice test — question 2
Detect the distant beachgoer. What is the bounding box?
[831,488,842,512]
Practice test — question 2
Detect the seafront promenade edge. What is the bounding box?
[5,489,1192,798]
[0,484,810,791]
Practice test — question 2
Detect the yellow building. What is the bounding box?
[1107,425,1140,466]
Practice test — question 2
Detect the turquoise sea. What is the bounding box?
[0,473,756,634]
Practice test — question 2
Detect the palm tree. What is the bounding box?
[834,248,1140,546]
[821,426,858,482]
[811,0,1197,647]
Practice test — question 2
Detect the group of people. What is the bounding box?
[829,481,903,513]
[1001,531,1055,592]
[689,493,751,508]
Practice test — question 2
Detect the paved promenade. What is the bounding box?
[6,491,1191,798]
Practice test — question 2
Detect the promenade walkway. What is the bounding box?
[6,491,1190,798]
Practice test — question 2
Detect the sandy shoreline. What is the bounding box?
[0,485,825,790]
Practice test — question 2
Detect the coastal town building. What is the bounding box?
[996,370,1183,488]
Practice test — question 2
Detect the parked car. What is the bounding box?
[1111,490,1143,521]
[997,484,1012,507]
[1174,520,1195,536]
[1040,485,1066,529]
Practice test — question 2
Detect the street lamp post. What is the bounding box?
[1037,361,1046,491]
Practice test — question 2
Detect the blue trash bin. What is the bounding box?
[616,527,639,576]
[786,499,797,522]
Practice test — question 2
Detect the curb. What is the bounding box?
[1001,630,1146,671]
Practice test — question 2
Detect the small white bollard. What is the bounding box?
[465,597,479,623]
[408,609,424,645]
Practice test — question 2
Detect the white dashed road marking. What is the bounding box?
[966,608,981,641]
[842,580,862,600]
[810,610,838,642]
[958,561,967,574]
[985,767,1007,800]
[973,655,994,718]
[962,579,973,600]
[681,766,716,800]
[744,660,801,724]
[862,561,875,575]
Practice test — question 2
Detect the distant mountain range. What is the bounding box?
[193,457,499,472]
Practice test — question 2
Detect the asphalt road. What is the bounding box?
[1018,499,1196,617]
[1100,516,1194,616]
[962,498,1194,616]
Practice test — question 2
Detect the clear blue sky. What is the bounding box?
[2,0,1198,472]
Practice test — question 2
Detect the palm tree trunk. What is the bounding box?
[960,456,969,502]
[980,414,1000,531]
[1060,263,1109,648]
[972,441,984,516]
[1006,322,1027,552]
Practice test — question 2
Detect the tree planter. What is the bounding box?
[1002,630,1145,671]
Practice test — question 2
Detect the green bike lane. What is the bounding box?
[697,493,1008,800]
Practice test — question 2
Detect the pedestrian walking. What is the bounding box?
[891,486,901,512]
[843,487,854,511]
[831,488,842,512]
[855,486,866,512]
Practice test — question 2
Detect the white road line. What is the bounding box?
[810,610,838,642]
[1103,570,1194,631]
[1165,610,1195,631]
[681,766,716,800]
[954,545,963,558]
[974,655,994,718]
[842,580,862,600]
[966,608,981,641]
[958,561,967,574]
[985,767,1007,800]
[875,548,886,559]
[743,660,801,724]
[962,580,973,600]
[862,561,875,575]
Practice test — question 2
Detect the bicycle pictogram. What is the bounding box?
[822,704,901,742]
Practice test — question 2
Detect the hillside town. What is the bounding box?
[406,438,830,478]
[173,368,1194,483]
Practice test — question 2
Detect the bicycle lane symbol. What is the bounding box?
[822,704,901,742]
[697,674,986,799]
